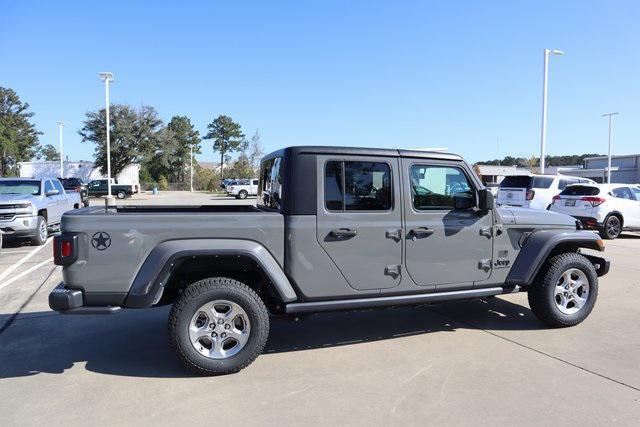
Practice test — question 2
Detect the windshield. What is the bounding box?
[560,185,600,196]
[499,176,553,189]
[0,180,41,196]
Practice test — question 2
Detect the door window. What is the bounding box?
[52,180,65,194]
[631,187,640,200]
[44,180,55,195]
[410,165,474,210]
[324,161,392,211]
[611,187,634,200]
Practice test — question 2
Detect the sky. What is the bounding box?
[1,0,638,164]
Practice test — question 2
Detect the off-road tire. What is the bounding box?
[29,216,47,246]
[169,277,269,376]
[528,253,598,328]
[599,214,621,240]
[237,190,248,200]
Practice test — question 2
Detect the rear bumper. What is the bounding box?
[581,254,611,277]
[573,216,602,230]
[49,283,122,314]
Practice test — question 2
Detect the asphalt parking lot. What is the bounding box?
[1,192,639,425]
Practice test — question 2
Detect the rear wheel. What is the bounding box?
[528,253,598,328]
[30,216,48,246]
[600,214,621,239]
[169,277,269,375]
[238,190,248,200]
[117,191,127,199]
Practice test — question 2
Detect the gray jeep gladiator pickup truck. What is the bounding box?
[49,146,610,375]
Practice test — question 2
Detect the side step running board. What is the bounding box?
[285,286,519,314]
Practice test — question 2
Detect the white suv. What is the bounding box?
[497,174,595,210]
[226,179,259,199]
[550,183,640,239]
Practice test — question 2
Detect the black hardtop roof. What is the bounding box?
[263,146,463,162]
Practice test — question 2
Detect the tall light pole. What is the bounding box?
[539,48,564,173]
[602,112,619,184]
[99,72,114,207]
[190,145,194,192]
[56,121,64,178]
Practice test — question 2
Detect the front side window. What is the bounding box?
[53,180,65,194]
[611,187,633,200]
[324,161,392,211]
[632,187,640,200]
[410,165,473,210]
[44,180,55,194]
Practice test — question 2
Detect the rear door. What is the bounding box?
[403,160,494,290]
[316,156,402,290]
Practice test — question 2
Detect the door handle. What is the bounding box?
[410,227,434,240]
[330,228,357,238]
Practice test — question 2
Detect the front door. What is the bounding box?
[402,160,494,291]
[316,156,402,290]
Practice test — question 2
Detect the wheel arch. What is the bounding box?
[506,229,605,287]
[124,239,298,309]
[605,211,624,227]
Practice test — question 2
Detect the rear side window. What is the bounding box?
[632,187,640,200]
[258,157,284,210]
[560,185,600,196]
[410,165,473,210]
[324,161,392,211]
[611,187,634,200]
[532,177,553,189]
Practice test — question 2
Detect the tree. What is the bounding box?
[0,87,42,176]
[38,144,61,161]
[247,130,264,175]
[166,116,201,182]
[525,155,538,172]
[204,115,245,180]
[79,104,163,178]
[472,163,482,180]
[226,154,254,179]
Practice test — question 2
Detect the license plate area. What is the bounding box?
[565,200,576,206]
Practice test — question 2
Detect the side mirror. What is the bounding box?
[478,188,495,211]
[46,189,59,196]
[453,193,475,210]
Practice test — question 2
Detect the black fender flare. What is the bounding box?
[505,230,605,287]
[124,239,297,308]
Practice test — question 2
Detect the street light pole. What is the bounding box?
[539,48,564,174]
[57,121,64,179]
[602,112,619,184]
[99,72,114,208]
[190,145,194,192]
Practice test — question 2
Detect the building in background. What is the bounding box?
[477,165,530,187]
[565,154,640,184]
[18,161,141,192]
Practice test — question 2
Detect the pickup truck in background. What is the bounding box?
[50,146,609,375]
[87,179,134,199]
[59,177,90,207]
[226,179,259,199]
[0,177,81,245]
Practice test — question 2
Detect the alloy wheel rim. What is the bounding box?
[607,217,620,237]
[554,268,589,315]
[189,300,251,359]
[39,221,47,241]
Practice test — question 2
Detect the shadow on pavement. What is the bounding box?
[0,296,543,379]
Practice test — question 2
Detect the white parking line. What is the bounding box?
[0,238,52,284]
[0,258,55,291]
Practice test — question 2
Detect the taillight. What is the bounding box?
[580,196,606,207]
[526,189,535,200]
[552,195,561,203]
[61,240,72,257]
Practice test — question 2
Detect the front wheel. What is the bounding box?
[528,253,598,328]
[238,190,248,200]
[30,216,48,246]
[169,277,269,375]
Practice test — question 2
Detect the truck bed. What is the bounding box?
[61,205,284,295]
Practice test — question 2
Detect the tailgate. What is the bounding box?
[497,188,527,206]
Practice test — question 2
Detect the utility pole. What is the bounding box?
[57,121,64,178]
[539,48,564,173]
[602,112,619,184]
[99,72,114,208]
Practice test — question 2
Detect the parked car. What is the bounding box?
[50,146,609,375]
[87,179,134,199]
[550,183,640,239]
[227,179,259,199]
[497,174,595,210]
[59,177,89,207]
[0,177,81,245]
